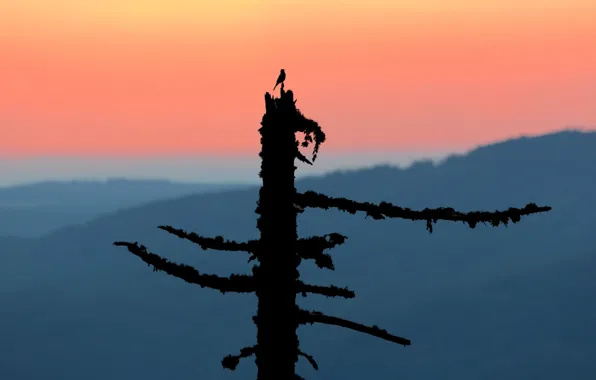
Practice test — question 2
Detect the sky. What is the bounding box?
[0,0,595,182]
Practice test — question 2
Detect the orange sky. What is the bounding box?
[1,0,595,157]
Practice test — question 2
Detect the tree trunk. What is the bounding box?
[254,91,300,380]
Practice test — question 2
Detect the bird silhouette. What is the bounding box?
[273,69,286,90]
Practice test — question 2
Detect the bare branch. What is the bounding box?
[297,282,355,299]
[295,149,313,165]
[298,309,411,346]
[113,241,255,294]
[297,250,334,270]
[296,233,347,270]
[221,345,318,371]
[222,345,257,370]
[298,350,318,370]
[157,225,258,253]
[295,191,552,232]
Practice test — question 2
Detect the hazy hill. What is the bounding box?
[1,129,595,380]
[0,178,249,237]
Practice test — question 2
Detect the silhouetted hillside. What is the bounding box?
[0,178,249,237]
[1,129,594,380]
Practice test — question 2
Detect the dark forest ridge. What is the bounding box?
[1,123,593,379]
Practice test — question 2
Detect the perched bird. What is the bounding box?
[273,69,286,90]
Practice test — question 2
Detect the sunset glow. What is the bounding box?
[1,0,595,156]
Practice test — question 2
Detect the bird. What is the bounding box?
[273,69,286,90]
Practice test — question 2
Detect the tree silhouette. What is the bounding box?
[114,73,552,380]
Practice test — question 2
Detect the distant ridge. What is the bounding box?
[0,179,251,237]
[1,127,596,379]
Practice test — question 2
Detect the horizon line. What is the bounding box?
[0,127,592,188]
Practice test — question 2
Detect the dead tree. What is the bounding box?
[114,75,551,380]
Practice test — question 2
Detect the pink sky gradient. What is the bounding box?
[1,1,595,157]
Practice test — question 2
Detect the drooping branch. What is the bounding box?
[273,88,326,163]
[297,281,356,299]
[113,241,256,294]
[222,345,318,371]
[296,233,348,270]
[293,109,326,162]
[158,225,258,253]
[298,309,411,346]
[295,191,552,232]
